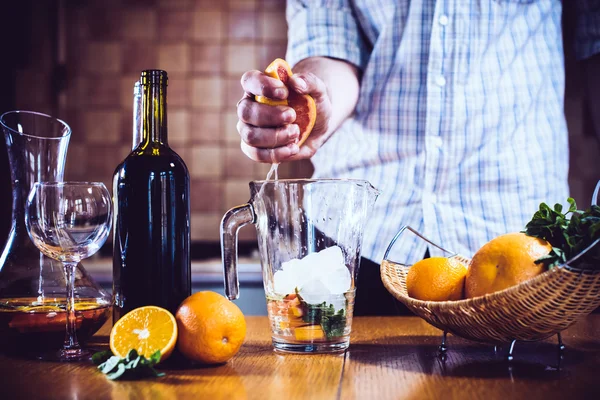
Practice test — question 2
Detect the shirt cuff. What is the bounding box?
[286,5,369,70]
[574,1,600,60]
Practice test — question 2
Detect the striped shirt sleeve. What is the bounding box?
[574,0,600,60]
[285,0,369,70]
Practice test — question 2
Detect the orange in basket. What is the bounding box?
[465,232,552,298]
[406,257,467,301]
[380,226,600,345]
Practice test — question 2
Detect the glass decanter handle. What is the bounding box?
[221,203,256,300]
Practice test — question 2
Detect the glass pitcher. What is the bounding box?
[0,111,110,356]
[221,179,378,353]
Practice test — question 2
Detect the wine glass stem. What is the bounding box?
[63,262,81,351]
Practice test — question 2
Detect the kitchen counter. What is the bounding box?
[85,257,268,315]
[1,316,599,399]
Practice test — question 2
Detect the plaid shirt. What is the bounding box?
[286,0,599,264]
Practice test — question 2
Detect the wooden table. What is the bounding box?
[1,316,599,399]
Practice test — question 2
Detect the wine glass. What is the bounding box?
[25,182,112,361]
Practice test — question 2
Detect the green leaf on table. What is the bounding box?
[93,350,165,381]
[106,363,127,380]
[125,356,140,370]
[91,350,112,365]
[126,349,139,361]
[149,350,162,364]
[99,356,122,374]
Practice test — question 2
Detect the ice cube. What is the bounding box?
[322,264,351,294]
[281,257,302,272]
[274,259,301,294]
[312,246,345,272]
[275,258,308,294]
[273,269,297,294]
[298,278,331,304]
[273,245,351,296]
[306,246,350,294]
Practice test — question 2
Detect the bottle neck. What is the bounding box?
[141,78,168,146]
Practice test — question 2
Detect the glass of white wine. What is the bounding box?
[25,182,112,361]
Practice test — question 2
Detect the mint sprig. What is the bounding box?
[523,198,600,269]
[295,289,347,338]
[93,349,165,380]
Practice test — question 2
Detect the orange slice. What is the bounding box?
[109,306,178,362]
[294,325,325,341]
[255,58,317,146]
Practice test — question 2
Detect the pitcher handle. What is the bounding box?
[221,203,256,300]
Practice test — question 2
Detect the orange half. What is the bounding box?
[109,306,178,362]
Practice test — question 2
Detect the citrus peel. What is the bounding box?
[255,58,317,147]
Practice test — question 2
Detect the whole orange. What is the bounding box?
[406,257,468,301]
[175,291,246,364]
[465,232,552,298]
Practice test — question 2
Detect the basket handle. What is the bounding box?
[561,181,600,268]
[383,226,456,261]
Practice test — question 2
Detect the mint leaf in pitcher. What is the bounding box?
[296,290,348,339]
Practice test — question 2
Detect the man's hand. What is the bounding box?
[237,70,332,163]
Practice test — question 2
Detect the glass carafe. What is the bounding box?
[221,179,378,353]
[0,111,110,356]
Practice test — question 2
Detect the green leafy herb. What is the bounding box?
[319,307,347,338]
[523,198,600,269]
[92,350,112,365]
[93,349,165,381]
[296,289,347,338]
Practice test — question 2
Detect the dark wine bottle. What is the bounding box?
[112,70,191,323]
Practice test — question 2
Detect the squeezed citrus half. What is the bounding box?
[255,58,317,147]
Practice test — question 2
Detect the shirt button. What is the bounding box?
[436,76,446,87]
[439,15,449,26]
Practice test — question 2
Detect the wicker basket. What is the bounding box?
[381,226,600,345]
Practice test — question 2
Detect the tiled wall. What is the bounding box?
[11,0,600,244]
[14,0,312,243]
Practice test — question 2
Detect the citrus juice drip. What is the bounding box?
[256,162,279,201]
[0,297,110,354]
[266,161,279,181]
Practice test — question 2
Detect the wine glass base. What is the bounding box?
[38,348,92,362]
